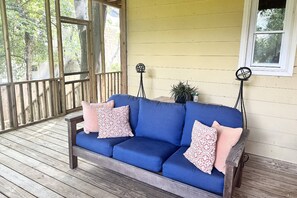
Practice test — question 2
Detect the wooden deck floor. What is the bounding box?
[0,117,296,198]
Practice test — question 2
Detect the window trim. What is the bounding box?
[238,0,297,76]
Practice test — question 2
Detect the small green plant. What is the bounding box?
[170,81,198,104]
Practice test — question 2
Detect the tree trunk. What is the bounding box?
[74,0,88,79]
[93,3,106,73]
[74,0,107,79]
[24,32,34,81]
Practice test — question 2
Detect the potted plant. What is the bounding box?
[170,81,198,104]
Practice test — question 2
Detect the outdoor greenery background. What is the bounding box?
[0,0,120,83]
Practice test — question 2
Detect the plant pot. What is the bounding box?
[175,95,193,104]
[193,95,199,102]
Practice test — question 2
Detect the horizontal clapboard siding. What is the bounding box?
[127,0,297,164]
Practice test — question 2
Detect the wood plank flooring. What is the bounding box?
[0,117,296,198]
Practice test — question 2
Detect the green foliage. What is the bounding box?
[254,8,285,64]
[0,0,85,81]
[62,23,83,73]
[4,0,49,81]
[110,63,120,72]
[0,0,118,82]
[170,81,197,103]
[257,9,284,31]
[0,17,7,81]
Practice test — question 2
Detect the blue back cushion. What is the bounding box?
[181,101,243,146]
[108,94,140,132]
[135,98,185,146]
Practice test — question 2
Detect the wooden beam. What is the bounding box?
[19,84,26,124]
[60,16,89,25]
[73,146,220,198]
[35,82,41,120]
[98,74,102,102]
[93,0,121,8]
[45,0,55,78]
[6,85,14,127]
[56,80,61,113]
[0,87,4,130]
[72,83,75,109]
[27,83,33,122]
[120,0,127,94]
[99,3,107,100]
[49,80,54,117]
[0,0,11,83]
[0,0,18,128]
[55,0,66,115]
[88,0,96,102]
[42,81,48,118]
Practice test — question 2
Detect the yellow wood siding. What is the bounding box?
[127,0,297,164]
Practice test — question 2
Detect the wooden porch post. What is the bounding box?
[45,0,56,117]
[120,0,127,94]
[0,0,18,128]
[88,0,97,102]
[45,0,55,79]
[99,3,107,101]
[55,0,67,115]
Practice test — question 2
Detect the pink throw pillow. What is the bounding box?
[97,105,134,138]
[212,121,243,174]
[184,121,217,174]
[81,100,114,133]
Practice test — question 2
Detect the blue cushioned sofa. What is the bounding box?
[65,94,249,198]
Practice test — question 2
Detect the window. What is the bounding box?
[239,0,297,76]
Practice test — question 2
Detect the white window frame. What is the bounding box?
[238,0,297,76]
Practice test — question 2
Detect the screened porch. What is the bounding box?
[0,0,297,197]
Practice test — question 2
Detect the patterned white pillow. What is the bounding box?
[97,105,134,138]
[183,120,217,174]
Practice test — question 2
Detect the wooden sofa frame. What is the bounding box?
[65,113,249,198]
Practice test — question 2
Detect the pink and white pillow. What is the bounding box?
[81,100,114,133]
[212,121,243,174]
[184,121,217,174]
[97,105,134,138]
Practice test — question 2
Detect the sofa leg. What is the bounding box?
[69,155,78,169]
[236,153,247,188]
[223,165,235,198]
[236,161,244,188]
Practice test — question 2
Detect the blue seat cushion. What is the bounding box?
[113,137,178,172]
[108,94,140,132]
[135,98,185,145]
[181,101,243,146]
[76,131,130,157]
[163,147,225,196]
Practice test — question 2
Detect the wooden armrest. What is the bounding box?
[65,112,84,147]
[65,112,84,124]
[65,112,83,169]
[226,129,250,167]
